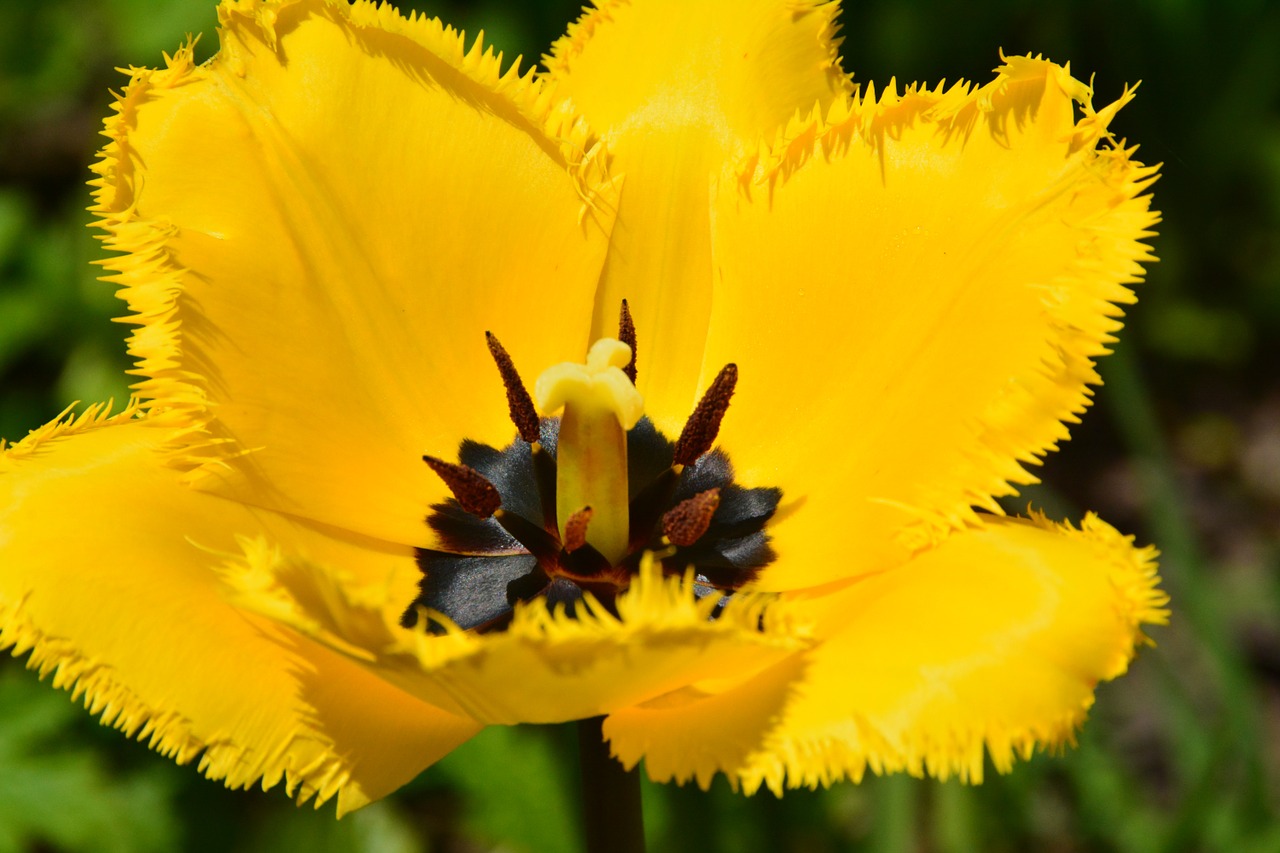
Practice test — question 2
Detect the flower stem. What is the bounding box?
[577,716,645,853]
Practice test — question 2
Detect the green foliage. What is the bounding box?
[237,802,421,853]
[0,669,179,853]
[428,725,580,853]
[2,0,1278,851]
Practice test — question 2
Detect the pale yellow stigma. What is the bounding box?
[534,338,643,430]
[535,338,642,564]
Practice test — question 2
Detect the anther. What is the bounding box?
[563,507,594,553]
[422,455,502,517]
[618,299,637,384]
[673,364,738,466]
[662,488,721,547]
[485,331,541,444]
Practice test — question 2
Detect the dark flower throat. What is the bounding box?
[401,303,782,634]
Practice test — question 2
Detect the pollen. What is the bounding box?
[673,363,737,465]
[662,487,721,547]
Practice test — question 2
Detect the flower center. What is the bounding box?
[401,302,782,634]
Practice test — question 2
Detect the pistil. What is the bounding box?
[535,338,643,565]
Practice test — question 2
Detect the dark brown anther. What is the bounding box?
[423,455,502,517]
[662,488,721,547]
[673,364,737,465]
[618,299,637,384]
[485,331,541,444]
[563,506,594,553]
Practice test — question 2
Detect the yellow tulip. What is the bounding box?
[0,0,1166,817]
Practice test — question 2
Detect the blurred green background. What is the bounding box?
[1,0,1278,850]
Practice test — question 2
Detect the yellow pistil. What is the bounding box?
[535,338,643,564]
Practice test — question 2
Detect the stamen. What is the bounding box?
[673,364,738,466]
[662,488,721,547]
[422,455,502,517]
[485,331,541,444]
[563,507,594,553]
[618,299,637,384]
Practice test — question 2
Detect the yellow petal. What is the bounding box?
[705,57,1160,588]
[603,653,807,790]
[544,0,851,429]
[91,0,616,547]
[0,410,480,814]
[228,554,813,726]
[608,513,1166,792]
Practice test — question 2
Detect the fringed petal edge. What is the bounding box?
[1,406,369,813]
[0,610,370,811]
[541,0,854,98]
[0,398,144,463]
[88,0,615,480]
[223,546,814,725]
[737,512,1169,795]
[739,55,1160,551]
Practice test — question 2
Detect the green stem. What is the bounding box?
[577,716,645,853]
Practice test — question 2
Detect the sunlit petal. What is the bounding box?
[603,654,806,790]
[608,513,1166,791]
[91,0,616,547]
[545,0,851,428]
[704,57,1159,588]
[228,555,812,726]
[0,410,480,814]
